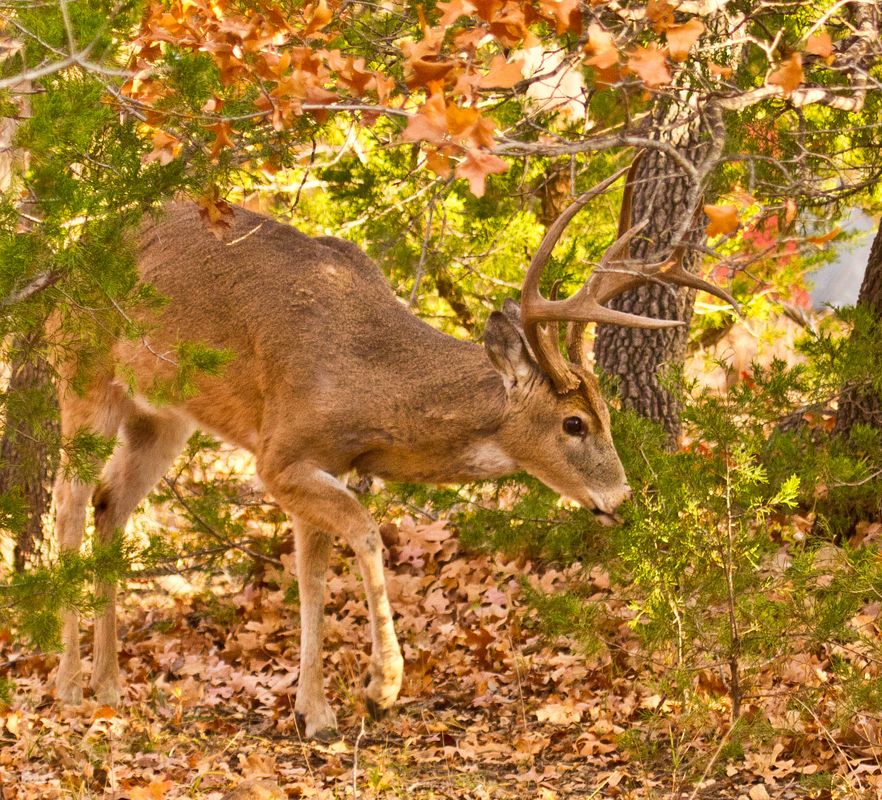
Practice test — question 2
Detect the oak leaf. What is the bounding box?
[806,31,833,58]
[768,53,804,96]
[455,149,508,197]
[645,0,675,32]
[129,780,174,800]
[704,203,739,237]
[143,129,181,166]
[585,23,618,70]
[627,44,671,88]
[208,121,234,158]
[436,0,476,26]
[666,19,703,62]
[302,0,332,36]
[479,55,524,89]
[539,0,582,35]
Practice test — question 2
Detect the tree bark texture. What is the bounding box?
[593,105,707,443]
[835,220,882,434]
[0,334,58,571]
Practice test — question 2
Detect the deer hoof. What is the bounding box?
[293,699,338,740]
[93,685,121,707]
[364,695,390,722]
[56,682,83,705]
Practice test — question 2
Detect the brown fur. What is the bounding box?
[52,202,630,736]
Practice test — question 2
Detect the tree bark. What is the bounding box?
[835,220,882,434]
[0,334,58,571]
[593,104,707,443]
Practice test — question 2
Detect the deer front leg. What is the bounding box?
[261,462,403,730]
[293,521,337,739]
[54,478,93,704]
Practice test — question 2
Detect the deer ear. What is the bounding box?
[484,311,536,389]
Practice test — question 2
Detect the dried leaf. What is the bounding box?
[768,53,804,96]
[704,203,739,237]
[479,55,524,89]
[666,19,703,61]
[454,149,508,197]
[585,23,618,70]
[806,31,833,58]
[627,44,671,88]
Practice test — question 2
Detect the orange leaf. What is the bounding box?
[709,62,733,79]
[806,31,833,58]
[585,23,618,70]
[807,225,841,246]
[426,149,452,178]
[302,0,332,36]
[142,129,180,166]
[92,705,118,721]
[478,55,524,89]
[666,19,703,62]
[704,204,739,237]
[768,53,804,96]
[208,121,234,157]
[539,0,582,35]
[645,0,675,33]
[436,0,475,25]
[455,149,508,197]
[129,780,174,800]
[627,44,671,88]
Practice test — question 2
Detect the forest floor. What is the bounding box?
[2,501,881,799]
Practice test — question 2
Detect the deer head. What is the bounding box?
[483,158,737,514]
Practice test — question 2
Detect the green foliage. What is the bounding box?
[0,534,130,651]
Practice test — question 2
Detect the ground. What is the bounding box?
[1,509,879,799]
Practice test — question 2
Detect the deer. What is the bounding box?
[51,162,735,739]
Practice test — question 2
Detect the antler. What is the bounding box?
[520,155,739,393]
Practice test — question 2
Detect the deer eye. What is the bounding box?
[563,416,585,437]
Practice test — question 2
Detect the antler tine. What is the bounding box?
[520,165,632,393]
[519,153,739,393]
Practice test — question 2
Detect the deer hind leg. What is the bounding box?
[292,520,336,739]
[90,404,194,705]
[55,378,128,704]
[259,461,403,735]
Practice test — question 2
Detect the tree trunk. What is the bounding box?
[0,334,58,571]
[593,105,707,443]
[835,221,882,434]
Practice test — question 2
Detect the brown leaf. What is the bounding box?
[302,0,332,36]
[666,19,703,61]
[585,23,618,70]
[704,203,739,237]
[426,148,452,178]
[645,0,675,32]
[129,780,174,800]
[142,129,180,166]
[455,149,508,197]
[627,44,671,88]
[768,52,804,96]
[806,31,833,58]
[478,55,524,89]
[807,225,841,246]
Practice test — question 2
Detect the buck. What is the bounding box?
[52,164,734,738]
